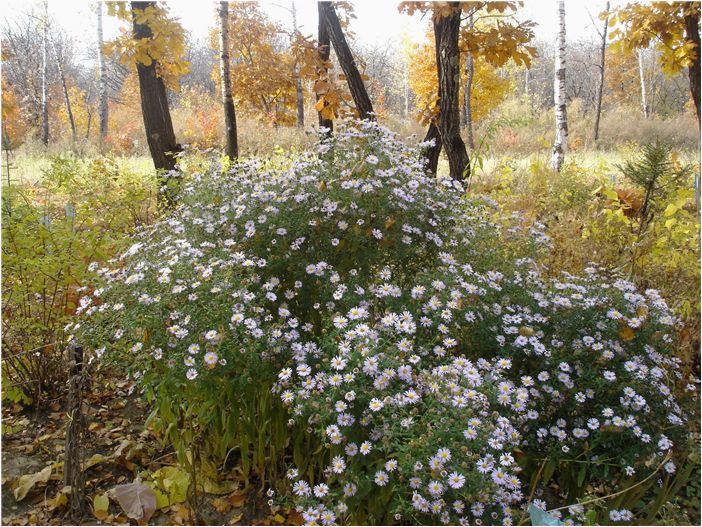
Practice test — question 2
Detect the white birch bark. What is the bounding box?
[97,1,108,140]
[550,0,568,172]
[41,1,49,145]
[292,1,304,128]
[638,48,649,118]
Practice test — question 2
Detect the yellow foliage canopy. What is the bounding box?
[609,2,700,74]
[291,32,354,122]
[408,30,513,126]
[399,1,536,68]
[211,2,298,126]
[56,85,95,140]
[104,2,190,90]
[1,78,27,148]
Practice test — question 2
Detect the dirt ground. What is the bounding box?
[1,373,300,526]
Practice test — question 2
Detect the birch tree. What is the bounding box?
[218,1,238,159]
[292,1,304,129]
[41,2,49,145]
[551,0,568,172]
[638,48,649,118]
[272,1,305,128]
[96,0,108,140]
[610,2,701,125]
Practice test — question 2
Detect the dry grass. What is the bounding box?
[480,98,700,156]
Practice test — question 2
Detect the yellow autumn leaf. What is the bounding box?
[619,326,635,341]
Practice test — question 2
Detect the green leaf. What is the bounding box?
[529,503,565,526]
[542,459,557,483]
[577,464,586,488]
[664,203,678,217]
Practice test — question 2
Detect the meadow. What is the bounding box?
[2,0,701,524]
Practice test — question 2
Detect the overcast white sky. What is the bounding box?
[2,0,618,60]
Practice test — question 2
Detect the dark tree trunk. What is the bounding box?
[685,10,701,126]
[218,1,238,159]
[594,1,609,142]
[317,2,333,133]
[131,1,180,191]
[422,122,442,176]
[85,110,92,140]
[50,35,77,143]
[319,1,374,121]
[434,6,469,182]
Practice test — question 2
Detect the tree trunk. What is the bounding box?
[551,0,568,172]
[524,67,530,97]
[50,36,76,143]
[41,2,49,146]
[97,1,109,140]
[86,110,92,140]
[434,6,470,182]
[422,122,442,176]
[292,1,304,129]
[638,49,649,118]
[316,2,333,133]
[684,10,701,125]
[404,67,410,121]
[218,1,238,159]
[461,13,475,147]
[594,1,609,142]
[460,84,467,128]
[464,48,475,150]
[131,1,180,204]
[295,72,304,129]
[319,1,374,121]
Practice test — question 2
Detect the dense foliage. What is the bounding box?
[1,156,156,405]
[75,122,697,525]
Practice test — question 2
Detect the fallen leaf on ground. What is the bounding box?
[93,493,110,521]
[150,466,190,505]
[212,496,232,514]
[85,453,110,470]
[111,482,157,523]
[287,510,304,525]
[13,465,52,501]
[228,492,246,507]
[201,476,237,495]
[49,487,71,510]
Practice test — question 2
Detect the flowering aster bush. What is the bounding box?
[74,120,696,525]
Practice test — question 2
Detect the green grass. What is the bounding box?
[2,152,153,186]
